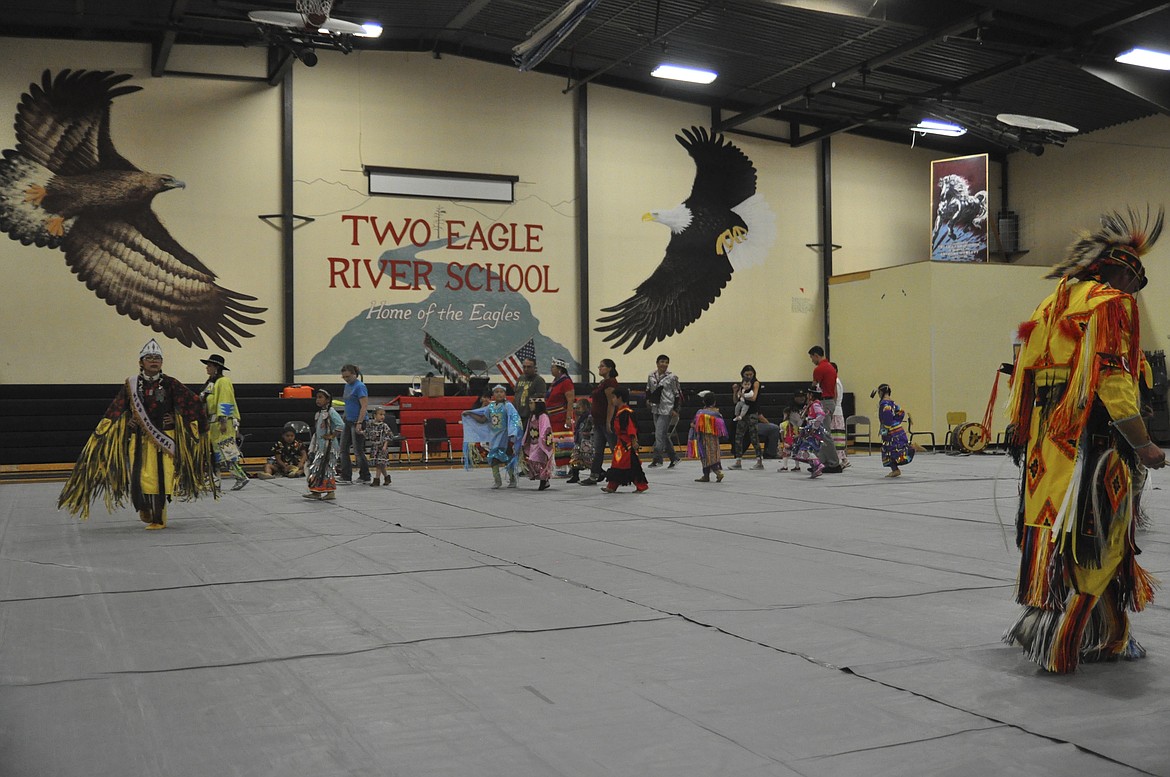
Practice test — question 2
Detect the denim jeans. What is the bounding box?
[339,419,369,481]
[651,412,678,463]
[590,422,617,478]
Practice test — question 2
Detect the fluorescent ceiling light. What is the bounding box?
[359,22,383,38]
[651,64,717,84]
[1115,47,1170,70]
[913,119,966,137]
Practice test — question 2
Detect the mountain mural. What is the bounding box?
[297,241,578,378]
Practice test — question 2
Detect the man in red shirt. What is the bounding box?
[808,346,842,471]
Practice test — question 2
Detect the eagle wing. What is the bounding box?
[62,210,266,350]
[595,231,734,354]
[595,126,755,353]
[680,126,757,211]
[15,69,140,175]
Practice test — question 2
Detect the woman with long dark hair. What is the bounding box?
[730,364,763,470]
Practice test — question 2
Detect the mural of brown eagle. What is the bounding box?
[595,126,775,354]
[0,69,265,350]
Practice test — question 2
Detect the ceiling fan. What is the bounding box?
[909,98,1080,155]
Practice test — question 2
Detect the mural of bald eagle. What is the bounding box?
[595,126,775,353]
[0,69,265,351]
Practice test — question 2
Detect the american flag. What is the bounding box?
[495,338,536,386]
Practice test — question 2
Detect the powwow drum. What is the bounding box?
[954,422,990,453]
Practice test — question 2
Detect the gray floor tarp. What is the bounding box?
[1,453,1167,776]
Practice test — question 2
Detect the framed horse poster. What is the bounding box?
[930,153,989,263]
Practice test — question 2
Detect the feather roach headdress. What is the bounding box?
[1046,206,1164,289]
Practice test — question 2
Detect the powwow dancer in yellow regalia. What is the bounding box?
[1003,208,1167,673]
[58,339,217,529]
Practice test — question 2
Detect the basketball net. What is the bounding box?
[296,0,333,28]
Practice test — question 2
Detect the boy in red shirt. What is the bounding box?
[808,346,842,472]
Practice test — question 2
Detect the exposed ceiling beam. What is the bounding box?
[783,1,1170,152]
[562,1,718,93]
[151,0,190,77]
[432,0,493,53]
[717,10,995,132]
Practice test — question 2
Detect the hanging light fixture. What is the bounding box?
[651,64,718,84]
[912,118,967,137]
[1115,47,1170,70]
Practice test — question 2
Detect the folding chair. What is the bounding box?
[423,418,452,462]
[944,411,967,451]
[845,415,872,454]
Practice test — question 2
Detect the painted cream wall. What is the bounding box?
[588,86,823,384]
[3,34,1155,394]
[0,38,283,384]
[832,133,1004,274]
[831,262,1054,439]
[290,50,577,381]
[832,134,940,274]
[1009,114,1170,357]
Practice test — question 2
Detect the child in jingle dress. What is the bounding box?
[462,385,522,489]
[777,397,804,472]
[364,407,393,486]
[791,386,829,478]
[566,399,594,484]
[304,389,344,501]
[873,383,914,478]
[603,386,648,493]
[688,390,727,483]
[522,398,555,490]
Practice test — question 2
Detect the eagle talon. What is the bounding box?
[23,184,47,205]
[46,216,66,236]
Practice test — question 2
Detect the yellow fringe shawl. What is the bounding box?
[1006,280,1139,442]
[57,416,218,520]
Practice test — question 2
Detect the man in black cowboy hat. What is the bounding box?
[200,353,249,490]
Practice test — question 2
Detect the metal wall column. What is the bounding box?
[819,137,833,358]
[281,71,295,383]
[575,84,590,382]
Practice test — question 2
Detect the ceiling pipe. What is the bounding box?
[717,10,995,132]
[562,1,718,93]
[785,0,1170,151]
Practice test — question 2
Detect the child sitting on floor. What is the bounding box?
[259,423,307,479]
